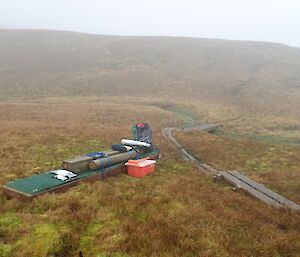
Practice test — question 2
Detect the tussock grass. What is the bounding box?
[175,130,300,203]
[1,30,300,256]
[1,98,300,257]
[2,158,300,256]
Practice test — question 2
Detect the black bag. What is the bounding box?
[132,123,153,145]
[111,144,130,152]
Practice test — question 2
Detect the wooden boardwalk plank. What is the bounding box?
[228,170,300,211]
[163,128,219,174]
[163,127,299,211]
[197,163,219,175]
[220,171,284,208]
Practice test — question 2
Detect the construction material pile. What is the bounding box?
[2,123,159,200]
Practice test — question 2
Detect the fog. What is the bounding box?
[1,0,299,47]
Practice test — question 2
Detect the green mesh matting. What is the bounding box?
[4,149,159,196]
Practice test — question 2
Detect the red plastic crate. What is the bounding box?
[125,159,156,178]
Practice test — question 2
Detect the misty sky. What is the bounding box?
[1,0,300,47]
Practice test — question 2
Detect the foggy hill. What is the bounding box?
[1,29,300,114]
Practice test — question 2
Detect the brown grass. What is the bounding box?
[175,130,300,203]
[1,98,300,257]
[0,98,172,185]
[1,30,300,141]
[1,30,300,257]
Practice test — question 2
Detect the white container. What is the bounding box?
[121,139,151,148]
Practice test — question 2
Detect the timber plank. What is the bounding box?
[220,171,284,208]
[3,151,160,200]
[228,170,300,211]
[163,127,298,210]
[198,163,219,174]
[62,150,121,172]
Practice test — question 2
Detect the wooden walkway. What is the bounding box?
[163,127,300,211]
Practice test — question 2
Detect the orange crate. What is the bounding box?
[125,159,156,178]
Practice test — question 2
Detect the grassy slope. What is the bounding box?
[1,30,300,256]
[0,99,300,257]
[1,30,300,140]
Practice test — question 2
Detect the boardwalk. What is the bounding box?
[163,127,300,211]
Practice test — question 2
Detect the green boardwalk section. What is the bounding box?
[5,169,98,196]
[4,148,159,197]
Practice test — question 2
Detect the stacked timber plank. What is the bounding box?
[3,147,160,200]
[2,123,159,200]
[62,150,120,172]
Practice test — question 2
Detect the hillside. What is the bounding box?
[1,30,300,256]
[1,30,300,115]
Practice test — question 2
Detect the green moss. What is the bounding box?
[79,222,104,255]
[213,130,300,145]
[79,235,93,252]
[135,212,147,223]
[0,213,21,235]
[171,162,187,173]
[168,200,185,218]
[86,222,103,235]
[0,243,12,257]
[16,224,62,257]
[169,107,198,128]
[250,134,300,145]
